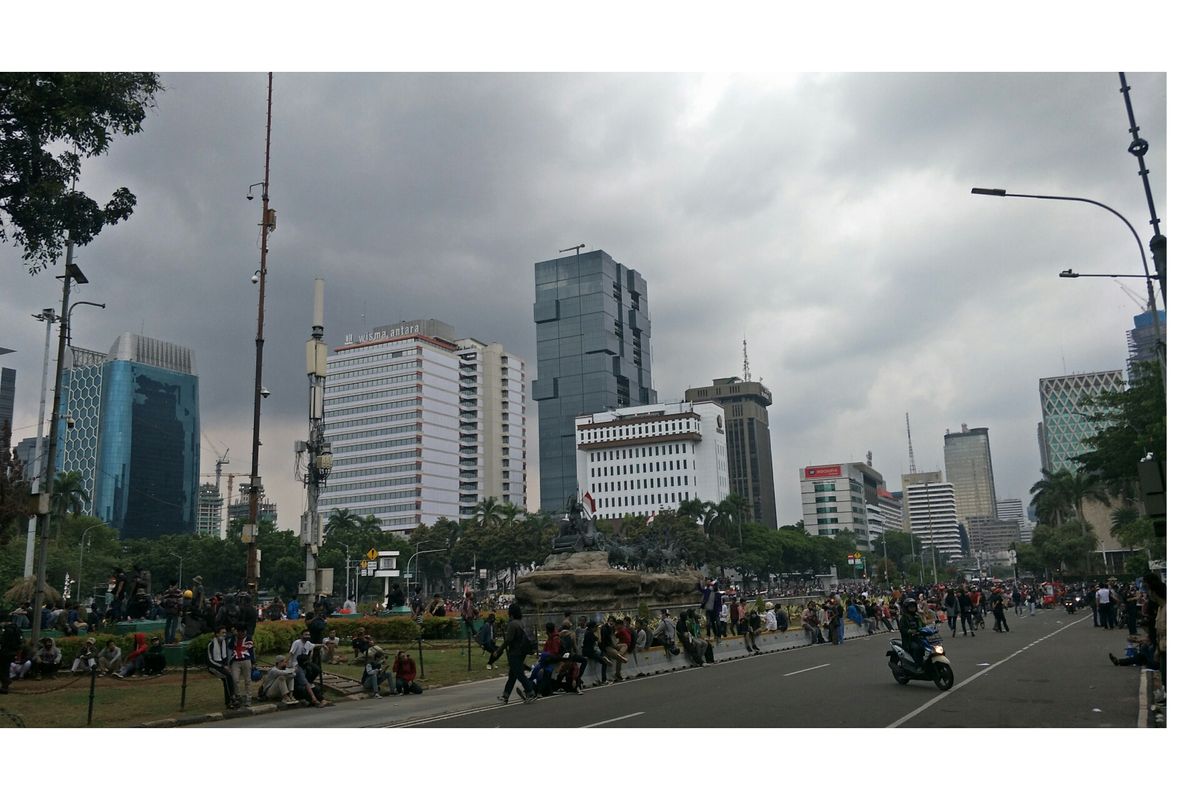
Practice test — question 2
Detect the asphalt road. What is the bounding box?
[206,609,1145,728]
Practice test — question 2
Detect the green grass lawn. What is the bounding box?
[0,639,497,728]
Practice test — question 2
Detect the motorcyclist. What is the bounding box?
[898,597,925,668]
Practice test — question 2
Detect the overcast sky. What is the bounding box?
[1,72,1167,530]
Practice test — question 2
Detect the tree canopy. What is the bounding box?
[1,72,162,271]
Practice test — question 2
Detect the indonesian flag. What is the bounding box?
[646,510,658,525]
[583,491,596,514]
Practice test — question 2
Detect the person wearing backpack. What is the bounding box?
[477,613,500,669]
[497,603,537,704]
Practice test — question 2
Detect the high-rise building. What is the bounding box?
[456,338,527,516]
[575,401,728,520]
[683,377,777,529]
[57,334,201,539]
[1038,371,1125,473]
[800,461,888,549]
[901,471,961,558]
[0,366,15,449]
[197,483,224,537]
[15,436,43,483]
[228,485,277,531]
[943,425,998,522]
[1126,309,1165,375]
[319,318,527,536]
[965,516,1022,555]
[533,249,656,515]
[996,497,1033,544]
[876,488,904,532]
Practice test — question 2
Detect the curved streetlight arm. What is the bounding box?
[406,546,448,598]
[972,188,1165,387]
[65,301,106,345]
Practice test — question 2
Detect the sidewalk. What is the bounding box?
[142,622,882,727]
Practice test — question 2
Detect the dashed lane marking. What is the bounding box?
[582,711,645,728]
[783,663,830,677]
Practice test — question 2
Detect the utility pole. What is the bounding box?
[245,72,275,595]
[31,241,86,647]
[24,308,59,576]
[1117,73,1166,308]
[297,278,331,612]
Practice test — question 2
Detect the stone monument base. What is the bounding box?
[516,551,701,613]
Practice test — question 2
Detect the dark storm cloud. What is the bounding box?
[1,72,1166,527]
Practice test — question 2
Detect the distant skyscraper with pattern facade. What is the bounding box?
[58,334,200,539]
[533,249,655,515]
[1037,370,1125,473]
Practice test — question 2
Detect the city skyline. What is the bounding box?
[0,73,1165,533]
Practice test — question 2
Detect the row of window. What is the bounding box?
[326,373,421,399]
[326,401,421,420]
[348,502,419,515]
[579,418,699,443]
[590,474,696,493]
[328,359,421,382]
[811,482,838,492]
[331,448,420,467]
[327,423,420,443]
[595,491,688,510]
[323,488,420,505]
[326,409,423,431]
[591,459,694,478]
[332,436,420,455]
[325,475,420,493]
[376,515,420,527]
[328,348,419,369]
[325,462,421,481]
[326,383,424,407]
[589,443,693,462]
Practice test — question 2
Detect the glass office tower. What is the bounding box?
[533,249,656,515]
[59,333,200,538]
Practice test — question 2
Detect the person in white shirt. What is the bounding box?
[765,603,778,632]
[289,629,315,667]
[342,596,358,615]
[1096,584,1113,630]
[322,632,340,664]
[261,655,295,702]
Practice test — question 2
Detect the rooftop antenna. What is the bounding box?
[905,412,917,474]
[742,336,751,382]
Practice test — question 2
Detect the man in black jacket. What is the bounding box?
[898,598,925,667]
[497,603,537,705]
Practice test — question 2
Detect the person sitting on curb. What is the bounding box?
[96,639,122,675]
[9,645,33,682]
[143,636,167,675]
[32,636,62,679]
[362,645,396,698]
[775,603,790,632]
[743,605,763,653]
[581,618,609,685]
[293,651,331,707]
[765,602,778,632]
[802,602,825,645]
[350,628,373,662]
[206,626,237,709]
[600,616,627,682]
[322,631,341,664]
[1109,636,1158,669]
[395,650,423,694]
[260,655,296,702]
[71,638,100,673]
[117,632,149,678]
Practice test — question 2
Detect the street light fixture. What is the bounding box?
[77,522,107,603]
[1059,269,1159,280]
[406,545,448,600]
[970,186,1165,388]
[167,551,184,587]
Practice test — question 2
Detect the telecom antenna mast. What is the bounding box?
[297,278,332,611]
[905,412,917,474]
[742,337,751,382]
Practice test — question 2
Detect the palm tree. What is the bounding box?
[1030,469,1072,527]
[720,493,752,546]
[52,470,90,538]
[324,507,363,540]
[474,496,503,529]
[677,498,706,525]
[1061,469,1109,529]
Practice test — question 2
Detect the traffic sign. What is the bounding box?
[367,548,378,561]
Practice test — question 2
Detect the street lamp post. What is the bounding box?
[167,551,184,588]
[406,546,448,600]
[24,308,59,577]
[30,246,90,648]
[970,187,1165,389]
[77,523,106,601]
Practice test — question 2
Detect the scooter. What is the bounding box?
[887,625,954,690]
[1063,596,1079,614]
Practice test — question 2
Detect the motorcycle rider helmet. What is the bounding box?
[902,598,918,612]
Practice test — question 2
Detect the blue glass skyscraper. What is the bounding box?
[533,249,655,515]
[58,333,200,538]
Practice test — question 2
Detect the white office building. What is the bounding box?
[901,471,962,558]
[576,401,728,519]
[320,319,474,535]
[996,497,1034,544]
[800,460,892,550]
[456,338,527,516]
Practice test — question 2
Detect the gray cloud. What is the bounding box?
[2,72,1165,531]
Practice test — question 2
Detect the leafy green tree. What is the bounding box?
[1,73,164,271]
[1030,521,1096,575]
[51,470,90,537]
[0,433,34,547]
[1075,359,1166,498]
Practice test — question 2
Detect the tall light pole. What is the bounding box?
[30,244,88,647]
[24,308,59,577]
[245,72,275,595]
[167,551,184,588]
[970,187,1164,390]
[1117,73,1165,307]
[406,546,447,599]
[77,522,106,601]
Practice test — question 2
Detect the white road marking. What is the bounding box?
[784,663,830,677]
[582,711,644,728]
[1138,669,1148,728]
[886,616,1092,729]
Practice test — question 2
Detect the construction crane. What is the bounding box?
[1112,278,1148,312]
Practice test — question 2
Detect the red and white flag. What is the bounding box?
[582,491,596,514]
[646,510,658,525]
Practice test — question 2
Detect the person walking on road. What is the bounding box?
[497,603,537,705]
[943,589,960,637]
[1095,583,1113,630]
[991,589,1010,632]
[957,587,976,637]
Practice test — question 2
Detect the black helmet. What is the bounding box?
[902,598,918,612]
